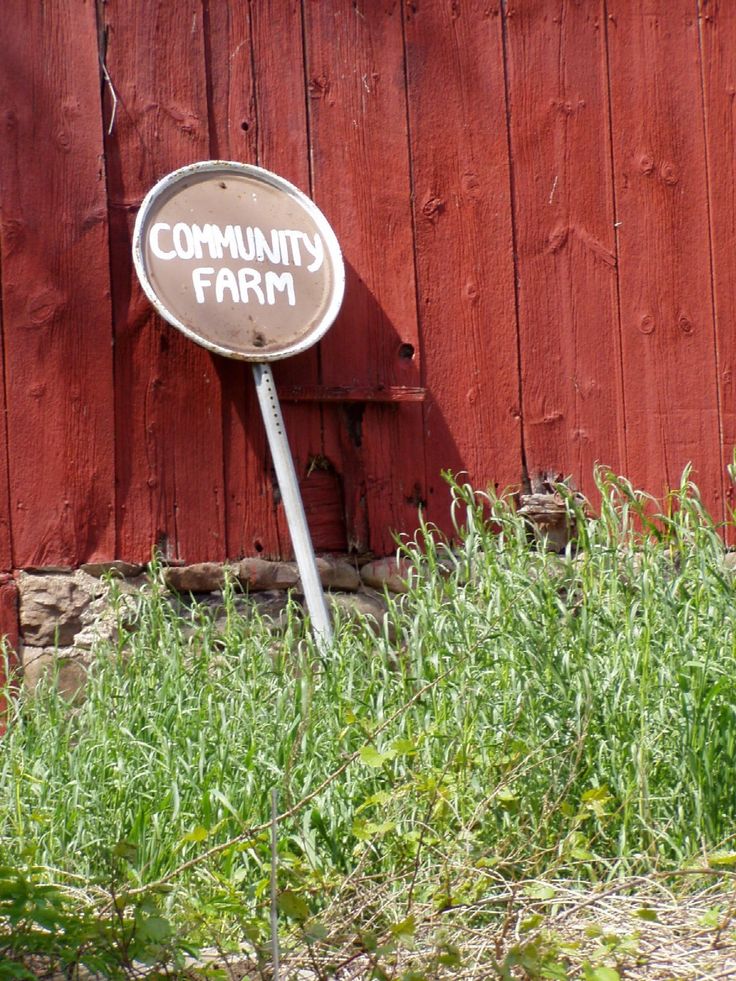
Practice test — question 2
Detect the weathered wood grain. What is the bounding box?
[606,0,723,516]
[0,0,115,568]
[305,0,426,553]
[505,0,625,498]
[404,0,521,531]
[206,0,336,558]
[203,0,281,558]
[698,0,736,525]
[0,264,13,572]
[101,0,226,563]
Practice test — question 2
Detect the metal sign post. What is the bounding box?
[132,161,345,648]
[252,363,332,644]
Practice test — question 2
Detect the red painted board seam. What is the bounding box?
[202,0,234,559]
[0,248,15,571]
[602,0,630,481]
[201,0,219,160]
[399,0,429,515]
[499,0,529,489]
[94,0,120,563]
[695,0,727,522]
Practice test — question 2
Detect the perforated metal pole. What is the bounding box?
[252,363,333,647]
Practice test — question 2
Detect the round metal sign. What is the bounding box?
[132,161,345,361]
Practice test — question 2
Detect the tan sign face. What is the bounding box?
[133,162,344,361]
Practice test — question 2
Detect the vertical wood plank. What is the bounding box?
[206,0,331,558]
[101,1,226,563]
[0,268,13,572]
[606,0,723,513]
[305,0,426,553]
[204,0,281,558]
[0,0,115,568]
[252,0,328,554]
[505,0,626,495]
[404,0,521,528]
[698,0,736,522]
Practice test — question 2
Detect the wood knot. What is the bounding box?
[638,314,655,335]
[309,74,331,98]
[464,281,479,302]
[421,193,444,221]
[547,223,569,253]
[660,161,679,185]
[461,171,481,197]
[82,209,106,232]
[639,153,655,175]
[55,130,72,152]
[28,383,46,400]
[677,315,694,334]
[2,219,25,255]
[62,98,82,118]
[27,288,65,326]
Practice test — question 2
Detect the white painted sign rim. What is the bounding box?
[132,160,346,362]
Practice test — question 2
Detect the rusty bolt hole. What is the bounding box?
[254,538,264,553]
[241,120,250,132]
[398,343,415,360]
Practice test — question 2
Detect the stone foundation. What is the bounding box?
[12,555,415,699]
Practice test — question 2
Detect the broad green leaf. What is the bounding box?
[520,913,544,932]
[389,914,416,940]
[181,825,210,844]
[278,889,310,922]
[708,851,736,867]
[635,907,658,922]
[583,967,620,981]
[304,919,328,942]
[581,786,611,802]
[358,745,395,768]
[139,914,173,942]
[391,738,417,755]
[524,883,557,901]
[112,839,138,863]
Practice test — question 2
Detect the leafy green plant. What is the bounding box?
[1,468,736,975]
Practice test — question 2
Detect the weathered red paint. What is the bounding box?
[306,0,426,554]
[101,0,226,564]
[0,0,115,568]
[699,0,736,530]
[1,0,735,570]
[607,0,724,515]
[505,0,626,498]
[405,0,522,526]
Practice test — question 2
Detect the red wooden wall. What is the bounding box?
[0,0,735,572]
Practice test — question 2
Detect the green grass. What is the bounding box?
[2,468,736,973]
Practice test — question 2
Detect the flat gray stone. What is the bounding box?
[306,557,361,592]
[330,588,390,635]
[360,556,415,593]
[236,558,299,591]
[21,643,88,702]
[164,563,227,593]
[723,552,736,573]
[19,573,99,647]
